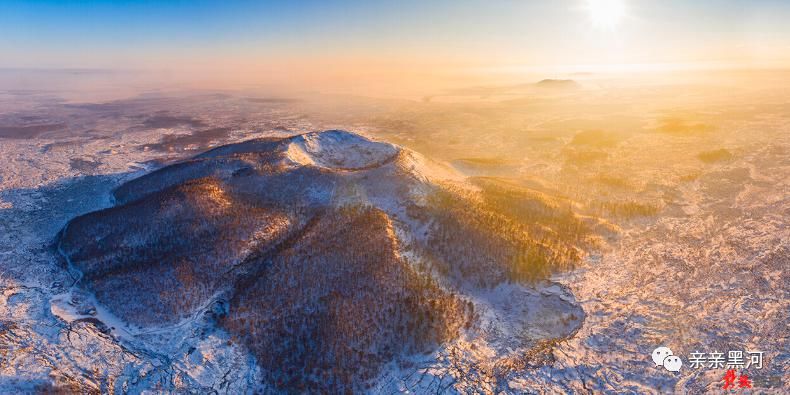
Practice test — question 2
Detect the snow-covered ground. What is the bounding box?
[0,90,788,393]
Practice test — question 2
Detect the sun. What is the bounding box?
[585,0,626,29]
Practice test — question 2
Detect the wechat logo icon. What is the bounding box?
[652,346,682,372]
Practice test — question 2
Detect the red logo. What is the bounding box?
[722,369,751,390]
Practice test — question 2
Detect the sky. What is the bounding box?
[1,0,789,90]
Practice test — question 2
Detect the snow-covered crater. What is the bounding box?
[285,130,399,170]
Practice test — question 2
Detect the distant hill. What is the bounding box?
[57,130,595,393]
[533,79,580,90]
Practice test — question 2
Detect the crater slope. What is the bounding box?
[57,130,593,393]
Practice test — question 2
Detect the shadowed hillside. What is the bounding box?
[224,206,472,392]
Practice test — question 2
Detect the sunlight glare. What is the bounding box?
[586,0,626,30]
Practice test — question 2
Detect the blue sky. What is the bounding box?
[1,0,789,71]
